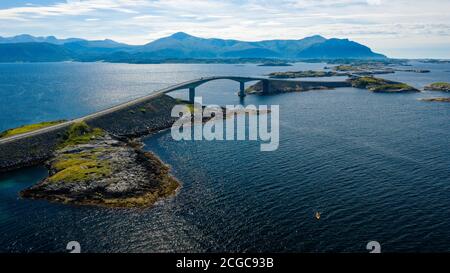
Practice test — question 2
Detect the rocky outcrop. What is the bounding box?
[246,80,351,94]
[420,97,450,103]
[20,133,179,208]
[424,82,450,92]
[0,93,184,207]
[349,76,419,93]
[268,70,347,79]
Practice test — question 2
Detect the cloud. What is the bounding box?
[0,0,449,58]
[367,0,382,5]
[0,0,147,19]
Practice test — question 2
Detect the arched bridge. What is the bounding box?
[160,76,270,102]
[0,75,352,172]
[0,76,269,145]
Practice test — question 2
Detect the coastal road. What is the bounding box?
[0,76,268,145]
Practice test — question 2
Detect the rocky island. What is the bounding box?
[332,64,396,75]
[246,76,417,95]
[268,70,347,78]
[20,122,180,207]
[246,79,351,94]
[332,64,429,75]
[0,94,186,208]
[349,76,419,93]
[424,82,450,92]
[420,97,450,103]
[267,63,429,80]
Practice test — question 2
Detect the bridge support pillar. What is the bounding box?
[189,87,195,104]
[262,80,270,94]
[239,82,246,97]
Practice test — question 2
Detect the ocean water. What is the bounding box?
[0,61,449,252]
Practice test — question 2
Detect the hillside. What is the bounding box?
[0,42,73,62]
[0,32,386,62]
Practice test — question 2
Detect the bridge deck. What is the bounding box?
[0,76,263,144]
[0,76,348,145]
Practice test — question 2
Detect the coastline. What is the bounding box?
[0,74,446,208]
[20,133,181,208]
[4,95,272,208]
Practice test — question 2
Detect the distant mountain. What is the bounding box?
[296,38,386,59]
[135,32,333,59]
[0,34,83,45]
[0,32,386,62]
[0,43,72,62]
[62,40,134,59]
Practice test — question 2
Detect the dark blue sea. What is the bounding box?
[0,61,449,252]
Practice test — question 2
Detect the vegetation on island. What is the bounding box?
[48,148,112,183]
[424,82,450,92]
[332,64,396,75]
[331,63,429,75]
[58,121,105,148]
[350,76,386,88]
[268,70,345,78]
[420,97,450,103]
[333,65,359,72]
[174,98,195,113]
[350,76,419,93]
[268,60,427,80]
[48,122,110,183]
[0,120,66,139]
[20,121,180,208]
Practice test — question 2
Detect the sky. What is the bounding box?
[0,0,449,58]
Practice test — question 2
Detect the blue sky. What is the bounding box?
[0,0,449,58]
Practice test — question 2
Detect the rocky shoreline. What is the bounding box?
[424,82,450,92]
[246,79,351,94]
[3,94,271,208]
[268,70,347,79]
[349,76,419,93]
[420,97,450,103]
[20,131,179,208]
[0,94,184,208]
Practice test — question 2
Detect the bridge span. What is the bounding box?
[0,76,352,171]
[0,76,269,145]
[161,76,270,102]
[0,76,351,146]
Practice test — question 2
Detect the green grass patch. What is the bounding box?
[173,99,194,113]
[426,82,450,91]
[351,76,387,88]
[431,82,450,88]
[58,121,105,148]
[351,76,416,92]
[334,65,359,72]
[0,120,66,139]
[49,152,111,183]
[186,104,195,113]
[269,70,337,78]
[369,83,411,92]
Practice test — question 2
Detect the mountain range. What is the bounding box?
[0,32,386,63]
